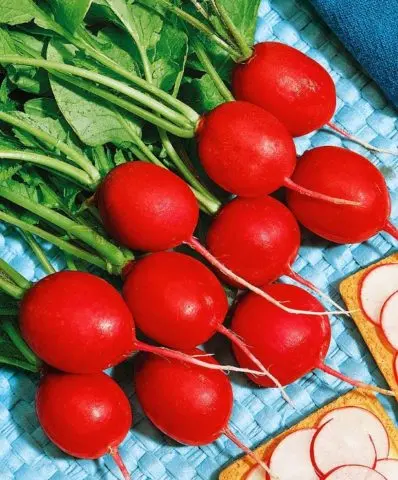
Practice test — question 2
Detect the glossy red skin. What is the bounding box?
[20,271,135,374]
[207,196,301,286]
[233,42,336,137]
[123,252,228,349]
[37,372,132,459]
[197,101,296,197]
[98,162,199,251]
[287,146,391,243]
[231,284,331,387]
[134,348,233,446]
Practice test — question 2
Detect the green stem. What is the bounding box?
[212,0,252,60]
[21,232,56,275]
[0,306,19,316]
[0,111,100,183]
[0,257,31,290]
[192,39,234,102]
[92,145,113,176]
[154,0,241,59]
[0,150,95,189]
[51,71,195,138]
[0,356,40,373]
[0,210,117,274]
[0,189,130,270]
[66,255,78,271]
[2,320,40,366]
[0,276,24,299]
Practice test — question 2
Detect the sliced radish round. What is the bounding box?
[380,291,398,350]
[359,264,398,325]
[324,465,387,480]
[269,428,318,480]
[318,407,389,459]
[376,459,398,480]
[311,418,377,475]
[245,465,267,480]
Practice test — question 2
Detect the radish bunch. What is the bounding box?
[246,406,398,480]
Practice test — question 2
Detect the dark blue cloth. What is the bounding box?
[310,0,398,108]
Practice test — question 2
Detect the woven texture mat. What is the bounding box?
[0,0,397,478]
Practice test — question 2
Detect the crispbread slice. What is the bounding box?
[219,390,398,479]
[339,253,398,395]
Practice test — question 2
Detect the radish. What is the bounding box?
[380,291,398,350]
[230,283,395,396]
[37,372,132,480]
[134,348,272,476]
[324,466,387,480]
[286,147,398,244]
[245,465,267,480]
[311,418,377,475]
[19,271,270,377]
[98,161,344,316]
[359,264,398,325]
[318,407,389,460]
[376,459,398,480]
[197,101,358,203]
[269,428,319,480]
[233,42,395,155]
[122,251,290,402]
[206,195,346,311]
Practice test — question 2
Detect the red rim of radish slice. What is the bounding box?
[324,465,388,480]
[380,291,398,351]
[268,428,318,480]
[375,458,398,480]
[245,464,267,480]
[317,406,390,460]
[394,354,398,384]
[359,264,398,325]
[310,417,377,475]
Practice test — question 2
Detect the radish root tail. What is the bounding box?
[223,428,277,479]
[187,237,350,316]
[327,122,398,156]
[284,177,360,206]
[109,447,131,480]
[217,324,295,408]
[384,221,398,241]
[318,362,397,398]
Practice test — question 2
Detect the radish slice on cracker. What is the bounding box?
[318,407,389,459]
[245,465,267,480]
[376,459,398,480]
[359,264,398,325]
[311,418,377,475]
[269,428,319,480]
[324,465,387,479]
[380,291,398,350]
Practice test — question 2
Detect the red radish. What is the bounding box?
[269,428,318,480]
[37,372,132,480]
[206,196,346,311]
[99,161,343,316]
[311,418,377,475]
[286,147,398,244]
[196,101,358,204]
[233,42,395,155]
[324,466,387,480]
[134,348,272,476]
[318,407,389,460]
[245,465,267,480]
[380,291,398,350]
[20,271,270,377]
[359,264,398,325]
[376,459,398,480]
[123,251,291,402]
[230,283,395,396]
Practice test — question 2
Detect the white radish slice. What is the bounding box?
[245,465,267,480]
[311,417,377,475]
[359,264,398,325]
[318,407,389,459]
[376,459,398,480]
[380,291,398,350]
[324,465,387,480]
[269,428,318,480]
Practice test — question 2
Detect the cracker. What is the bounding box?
[219,390,398,479]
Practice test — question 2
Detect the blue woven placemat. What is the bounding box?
[1,1,398,479]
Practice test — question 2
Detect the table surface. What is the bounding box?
[0,0,397,479]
